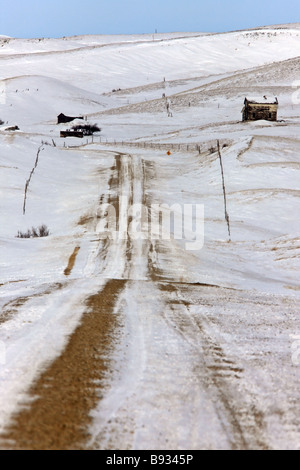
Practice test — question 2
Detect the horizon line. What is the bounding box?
[1,22,300,40]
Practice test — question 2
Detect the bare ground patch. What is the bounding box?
[0,297,28,325]
[78,215,94,226]
[0,278,126,450]
[64,246,80,276]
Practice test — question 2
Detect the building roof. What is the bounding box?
[244,96,278,105]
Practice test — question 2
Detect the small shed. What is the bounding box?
[242,97,278,122]
[57,113,84,124]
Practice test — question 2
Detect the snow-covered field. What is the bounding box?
[0,27,299,450]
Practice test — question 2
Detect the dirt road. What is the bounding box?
[1,150,299,450]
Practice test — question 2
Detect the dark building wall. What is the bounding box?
[242,100,278,122]
[60,130,84,138]
[57,114,84,124]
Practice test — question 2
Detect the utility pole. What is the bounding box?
[217,140,231,241]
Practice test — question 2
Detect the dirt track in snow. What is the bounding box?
[0,151,130,449]
[1,148,299,450]
[1,279,125,450]
[0,150,145,449]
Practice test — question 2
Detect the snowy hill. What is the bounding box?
[0,26,299,450]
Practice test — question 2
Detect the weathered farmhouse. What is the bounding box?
[242,97,278,122]
[57,113,84,124]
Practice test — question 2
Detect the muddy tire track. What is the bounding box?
[1,279,126,450]
[0,150,141,449]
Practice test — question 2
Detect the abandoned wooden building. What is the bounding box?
[57,113,84,124]
[242,97,278,122]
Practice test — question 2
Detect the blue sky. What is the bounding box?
[0,0,300,38]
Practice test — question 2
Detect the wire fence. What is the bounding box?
[42,134,230,154]
[100,140,203,152]
[56,137,228,154]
